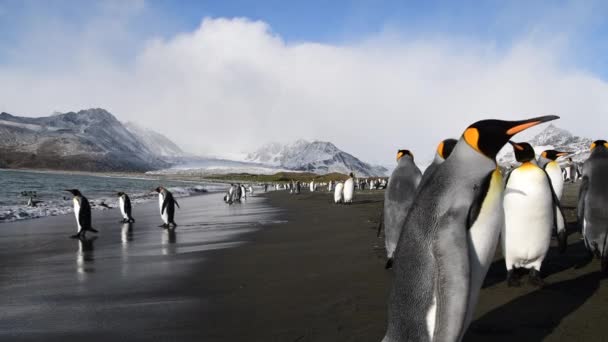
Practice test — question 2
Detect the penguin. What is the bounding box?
[65,189,99,239]
[578,140,608,273]
[154,187,179,228]
[421,138,458,181]
[382,115,559,342]
[328,180,334,192]
[343,173,355,204]
[248,185,254,196]
[310,180,315,192]
[334,182,344,204]
[241,184,247,200]
[538,150,570,200]
[503,142,567,287]
[383,149,422,269]
[117,192,135,223]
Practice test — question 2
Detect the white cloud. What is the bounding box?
[1,16,607,166]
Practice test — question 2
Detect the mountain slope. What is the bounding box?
[0,108,171,172]
[245,140,387,177]
[498,124,593,165]
[124,122,184,157]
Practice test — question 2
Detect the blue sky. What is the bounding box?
[0,0,607,164]
[1,0,607,76]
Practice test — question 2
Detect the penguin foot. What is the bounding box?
[506,270,522,287]
[528,269,544,287]
[159,224,168,228]
[69,234,81,239]
[385,258,394,269]
[129,218,135,223]
[88,227,98,233]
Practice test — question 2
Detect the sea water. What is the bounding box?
[0,169,227,222]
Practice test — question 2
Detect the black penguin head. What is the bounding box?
[463,115,559,160]
[154,187,165,193]
[396,149,413,161]
[540,150,570,160]
[508,141,536,162]
[436,139,457,160]
[117,191,125,196]
[349,172,354,178]
[591,140,608,151]
[64,189,82,196]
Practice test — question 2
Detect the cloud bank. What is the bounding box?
[1,15,607,165]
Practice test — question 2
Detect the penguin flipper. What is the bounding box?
[161,197,169,215]
[467,171,494,229]
[174,199,180,209]
[385,258,393,269]
[88,227,99,233]
[542,169,568,253]
[577,176,589,233]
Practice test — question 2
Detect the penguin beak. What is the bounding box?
[436,141,445,159]
[508,141,525,151]
[396,151,404,161]
[505,115,560,136]
[556,151,570,157]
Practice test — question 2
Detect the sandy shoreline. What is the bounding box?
[1,183,607,341]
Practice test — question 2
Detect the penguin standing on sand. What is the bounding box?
[334,182,344,204]
[328,180,334,192]
[422,138,458,181]
[310,180,316,192]
[154,187,179,228]
[65,189,99,239]
[117,192,135,223]
[538,150,570,200]
[382,150,422,269]
[503,142,567,287]
[578,140,608,273]
[382,115,559,342]
[343,173,355,204]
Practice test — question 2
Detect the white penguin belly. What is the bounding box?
[159,194,169,224]
[545,162,564,199]
[343,179,354,202]
[334,183,344,203]
[464,169,504,330]
[503,167,553,270]
[73,199,82,231]
[119,197,128,219]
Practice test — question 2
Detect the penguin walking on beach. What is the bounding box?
[334,182,344,204]
[328,180,334,192]
[422,138,458,181]
[538,150,570,200]
[382,149,422,269]
[65,189,99,239]
[578,140,608,273]
[310,180,316,192]
[117,192,135,223]
[154,187,179,228]
[382,115,559,342]
[343,173,355,204]
[503,142,567,287]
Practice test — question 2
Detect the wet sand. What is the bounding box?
[2,184,607,341]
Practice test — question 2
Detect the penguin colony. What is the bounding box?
[379,115,608,342]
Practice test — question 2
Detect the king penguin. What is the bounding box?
[578,140,608,273]
[343,173,355,204]
[538,149,570,200]
[383,149,422,269]
[382,115,559,342]
[503,142,567,287]
[334,182,344,204]
[421,138,458,181]
[65,189,99,239]
[154,187,180,228]
[117,192,135,223]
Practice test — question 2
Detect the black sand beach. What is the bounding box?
[1,184,607,341]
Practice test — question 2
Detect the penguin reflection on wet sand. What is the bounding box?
[503,142,567,287]
[383,149,422,269]
[154,187,179,229]
[578,140,608,273]
[382,115,559,342]
[65,189,99,239]
[117,192,135,223]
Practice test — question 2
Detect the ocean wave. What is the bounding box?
[0,185,215,224]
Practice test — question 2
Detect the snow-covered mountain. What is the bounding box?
[498,124,593,165]
[245,139,388,177]
[0,108,177,172]
[124,122,184,157]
